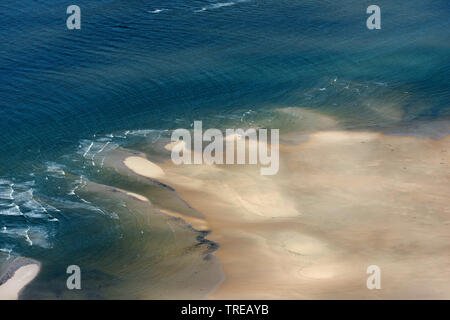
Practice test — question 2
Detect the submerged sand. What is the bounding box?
[122,113,450,299]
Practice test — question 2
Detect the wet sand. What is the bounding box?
[71,178,223,299]
[123,113,450,299]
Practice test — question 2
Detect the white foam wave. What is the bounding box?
[150,8,168,14]
[0,226,32,246]
[24,227,33,246]
[195,0,249,12]
[22,199,48,219]
[68,176,87,195]
[46,162,66,176]
[126,129,159,137]
[240,109,255,122]
[0,183,13,200]
[211,2,235,9]
[2,226,52,248]
[14,180,35,188]
[0,247,12,260]
[78,138,118,165]
[0,205,22,216]
[83,141,94,158]
[1,185,60,220]
[13,189,33,202]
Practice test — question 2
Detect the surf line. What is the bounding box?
[170,121,279,175]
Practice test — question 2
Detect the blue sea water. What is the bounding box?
[0,0,449,298]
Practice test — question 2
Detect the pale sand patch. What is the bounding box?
[271,232,331,256]
[0,264,40,300]
[126,192,149,202]
[300,264,339,280]
[124,127,450,299]
[123,156,165,179]
[164,140,186,152]
[76,178,151,203]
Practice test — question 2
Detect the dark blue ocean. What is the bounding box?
[0,0,449,298]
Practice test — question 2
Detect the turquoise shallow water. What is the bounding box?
[0,0,449,298]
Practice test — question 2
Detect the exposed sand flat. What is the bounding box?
[124,127,450,299]
[75,178,151,203]
[0,264,40,300]
[126,192,150,202]
[123,156,165,179]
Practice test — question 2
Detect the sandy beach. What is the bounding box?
[122,112,450,299]
[0,259,41,300]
